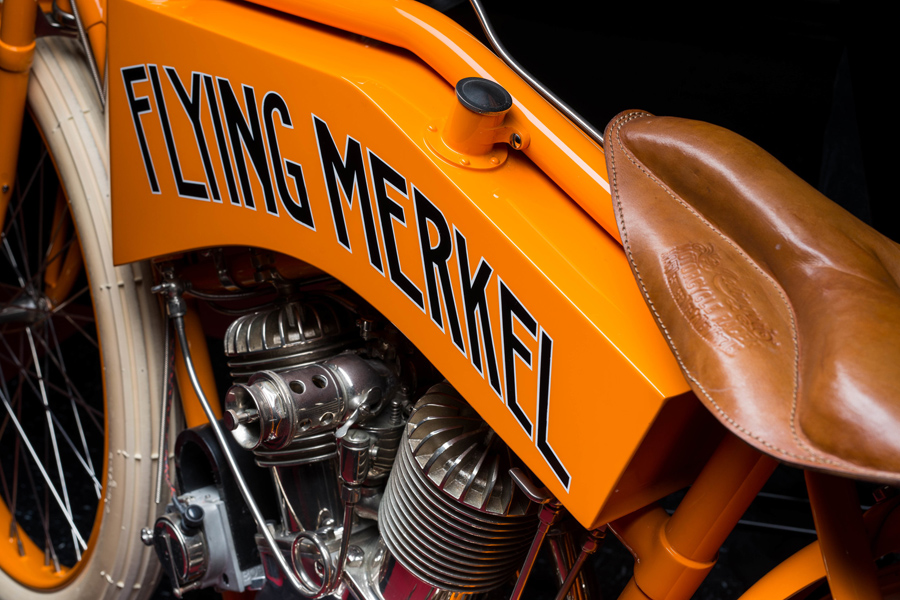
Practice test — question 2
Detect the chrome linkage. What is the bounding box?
[552,527,605,600]
[34,0,78,39]
[38,0,105,108]
[154,318,174,505]
[152,277,322,598]
[508,468,605,600]
[508,468,565,600]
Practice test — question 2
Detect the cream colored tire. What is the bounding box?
[0,36,164,599]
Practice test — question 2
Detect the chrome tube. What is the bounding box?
[468,0,604,147]
[155,322,171,504]
[172,314,320,598]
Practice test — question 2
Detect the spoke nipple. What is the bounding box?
[1,184,9,194]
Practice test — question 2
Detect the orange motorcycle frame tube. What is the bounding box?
[0,0,38,223]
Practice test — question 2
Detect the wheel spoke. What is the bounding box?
[0,148,46,242]
[0,424,23,557]
[0,385,87,551]
[47,317,100,493]
[23,447,60,571]
[27,331,104,430]
[49,411,102,497]
[13,184,34,287]
[0,373,24,442]
[2,236,28,290]
[37,187,75,296]
[0,87,132,587]
[49,283,90,315]
[25,327,84,558]
[9,402,22,552]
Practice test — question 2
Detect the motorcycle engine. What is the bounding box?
[151,290,539,599]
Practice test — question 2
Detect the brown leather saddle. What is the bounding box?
[604,110,900,484]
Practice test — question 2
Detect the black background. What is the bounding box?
[446,0,896,241]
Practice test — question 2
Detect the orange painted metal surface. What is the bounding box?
[737,494,900,600]
[868,493,900,559]
[0,0,37,229]
[611,435,776,600]
[594,392,724,526]
[664,436,776,561]
[807,471,882,600]
[73,0,107,78]
[44,191,85,306]
[243,0,619,242]
[736,542,827,600]
[107,0,688,527]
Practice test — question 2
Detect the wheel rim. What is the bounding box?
[0,115,106,589]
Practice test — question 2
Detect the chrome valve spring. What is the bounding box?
[378,384,537,593]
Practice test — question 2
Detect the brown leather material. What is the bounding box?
[604,110,900,484]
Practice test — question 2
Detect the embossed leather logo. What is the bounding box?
[662,243,778,355]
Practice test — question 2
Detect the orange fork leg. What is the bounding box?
[0,0,37,227]
[806,471,883,600]
[612,434,778,600]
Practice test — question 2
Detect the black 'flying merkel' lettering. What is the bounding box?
[414,188,464,352]
[149,64,208,199]
[165,67,220,202]
[313,116,383,271]
[262,92,315,229]
[217,79,277,214]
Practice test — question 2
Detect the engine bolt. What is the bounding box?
[224,408,258,431]
[140,527,154,546]
[346,545,364,567]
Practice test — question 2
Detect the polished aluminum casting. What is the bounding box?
[151,277,596,599]
[224,298,359,379]
[151,486,266,595]
[272,461,341,532]
[224,353,395,451]
[151,512,207,589]
[378,384,537,593]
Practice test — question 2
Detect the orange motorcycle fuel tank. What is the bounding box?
[108,0,704,529]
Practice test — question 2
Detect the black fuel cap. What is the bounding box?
[456,77,513,115]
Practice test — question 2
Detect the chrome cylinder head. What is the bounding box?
[224,298,359,379]
[378,384,537,593]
